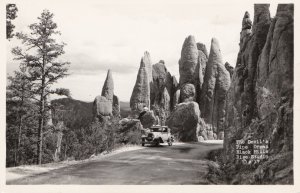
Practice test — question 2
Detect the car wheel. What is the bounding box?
[142,143,145,146]
[168,142,172,146]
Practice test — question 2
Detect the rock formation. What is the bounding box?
[93,70,119,120]
[179,35,199,86]
[150,61,173,112]
[93,96,112,117]
[167,102,200,142]
[200,38,231,136]
[223,4,293,184]
[142,51,153,86]
[225,62,234,78]
[139,110,157,129]
[178,35,208,104]
[173,89,180,109]
[130,56,178,124]
[180,83,196,102]
[112,95,120,116]
[195,42,208,102]
[119,118,143,144]
[150,60,180,125]
[130,52,152,114]
[101,70,114,102]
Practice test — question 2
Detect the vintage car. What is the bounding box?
[141,125,174,146]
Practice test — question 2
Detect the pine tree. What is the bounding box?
[7,69,35,166]
[11,10,70,165]
[6,4,18,39]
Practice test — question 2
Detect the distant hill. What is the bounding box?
[51,98,131,127]
[120,101,131,118]
[51,98,94,130]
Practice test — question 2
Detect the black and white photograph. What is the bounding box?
[1,0,299,192]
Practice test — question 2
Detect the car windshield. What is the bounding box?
[149,127,169,132]
[150,127,161,132]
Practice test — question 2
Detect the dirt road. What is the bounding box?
[7,142,222,185]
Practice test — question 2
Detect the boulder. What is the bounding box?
[166,102,200,142]
[93,95,112,117]
[119,118,143,144]
[139,110,157,129]
[180,83,196,102]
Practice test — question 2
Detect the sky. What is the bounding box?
[6,0,277,102]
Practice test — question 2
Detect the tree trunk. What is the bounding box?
[15,95,24,166]
[37,94,45,165]
[14,116,23,166]
[37,52,46,165]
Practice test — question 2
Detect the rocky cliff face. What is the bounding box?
[200,38,231,136]
[93,70,120,120]
[223,4,293,184]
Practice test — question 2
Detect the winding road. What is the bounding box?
[7,142,222,185]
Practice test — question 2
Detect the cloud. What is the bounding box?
[66,53,137,75]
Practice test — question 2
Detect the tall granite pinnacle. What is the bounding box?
[93,70,119,119]
[130,51,152,113]
[101,69,114,102]
[179,35,198,86]
[141,51,152,86]
[200,37,231,134]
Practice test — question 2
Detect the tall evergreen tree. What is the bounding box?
[11,10,70,165]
